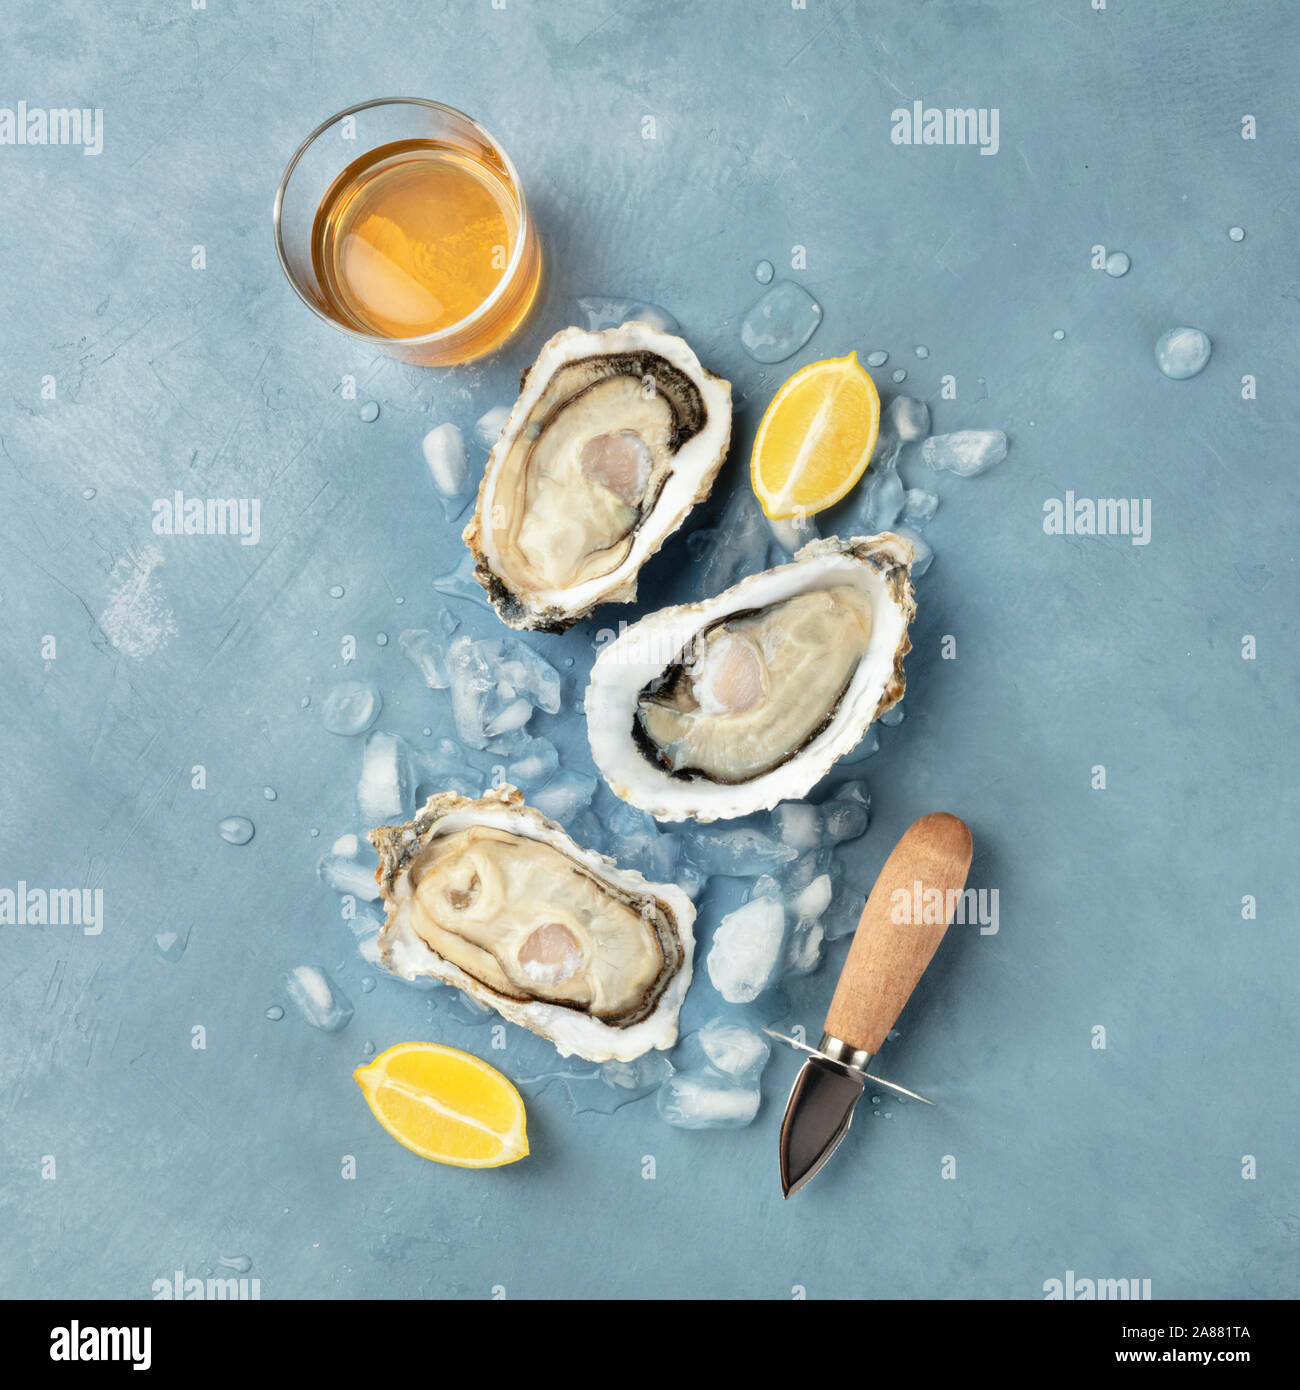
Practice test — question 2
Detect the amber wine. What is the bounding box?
[310,138,536,353]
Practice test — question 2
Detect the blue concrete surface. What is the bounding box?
[1,1,1296,1299]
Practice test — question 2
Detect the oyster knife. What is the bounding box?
[768,812,973,1198]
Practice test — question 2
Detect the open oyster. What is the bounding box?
[464,321,732,631]
[371,785,695,1061]
[586,534,916,822]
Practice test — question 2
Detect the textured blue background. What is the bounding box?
[1,0,1296,1300]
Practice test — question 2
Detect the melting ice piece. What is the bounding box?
[501,735,560,789]
[698,1017,771,1079]
[903,488,939,526]
[317,849,381,901]
[773,801,823,853]
[894,524,933,577]
[485,637,562,713]
[575,295,679,335]
[707,894,786,1002]
[601,1052,674,1092]
[1155,326,1212,380]
[357,730,415,825]
[474,404,511,450]
[792,872,835,921]
[658,1072,761,1129]
[864,466,905,528]
[688,490,771,596]
[530,768,597,821]
[684,824,798,877]
[332,832,360,858]
[399,629,449,689]
[922,429,1008,477]
[322,681,381,736]
[783,917,826,976]
[284,965,354,1033]
[887,395,931,442]
[422,422,471,498]
[880,701,905,727]
[821,781,870,842]
[767,511,819,555]
[432,551,490,607]
[740,280,823,363]
[840,725,880,765]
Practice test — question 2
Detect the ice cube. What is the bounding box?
[357,730,415,825]
[773,802,824,852]
[421,422,471,499]
[864,464,905,528]
[399,629,450,690]
[657,1072,761,1129]
[821,782,870,843]
[887,395,931,442]
[483,637,562,714]
[783,917,825,976]
[356,931,384,967]
[444,637,495,747]
[683,824,798,877]
[693,491,770,596]
[922,429,1008,477]
[284,965,354,1033]
[316,850,381,901]
[894,524,933,576]
[676,864,709,900]
[792,872,834,921]
[530,769,597,821]
[502,736,560,789]
[698,1018,771,1079]
[474,404,511,450]
[331,833,361,858]
[321,681,382,737]
[485,696,532,737]
[823,891,863,940]
[902,488,939,526]
[767,512,819,555]
[601,1052,674,1092]
[576,295,679,335]
[707,895,786,1002]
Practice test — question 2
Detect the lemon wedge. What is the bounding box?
[355,1041,529,1168]
[750,351,881,519]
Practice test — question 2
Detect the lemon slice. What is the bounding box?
[355,1042,529,1168]
[750,351,881,519]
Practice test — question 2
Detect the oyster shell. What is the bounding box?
[464,322,732,631]
[586,534,916,822]
[370,785,695,1061]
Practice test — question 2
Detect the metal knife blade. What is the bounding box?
[778,1055,864,1198]
[775,812,973,1196]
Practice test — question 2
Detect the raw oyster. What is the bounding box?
[586,534,915,822]
[464,322,732,631]
[370,785,695,1061]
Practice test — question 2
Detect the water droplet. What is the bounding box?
[1228,225,1245,242]
[563,657,574,668]
[865,350,889,368]
[262,786,277,801]
[395,595,405,605]
[309,827,320,838]
[362,1040,376,1057]
[1155,326,1212,379]
[328,585,344,599]
[740,281,823,363]
[375,632,389,647]
[913,344,930,359]
[360,976,376,994]
[421,727,432,737]
[299,695,310,709]
[359,400,380,423]
[154,930,187,962]
[1052,329,1066,341]
[81,487,97,500]
[217,816,254,846]
[1104,251,1131,277]
[891,368,907,383]
[265,1005,284,1021]
[754,259,775,284]
[219,1254,252,1273]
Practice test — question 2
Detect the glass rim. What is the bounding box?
[272,96,532,350]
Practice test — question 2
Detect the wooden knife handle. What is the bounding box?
[824,812,973,1055]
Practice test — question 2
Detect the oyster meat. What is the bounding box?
[586,534,916,822]
[371,785,695,1061]
[464,321,732,631]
